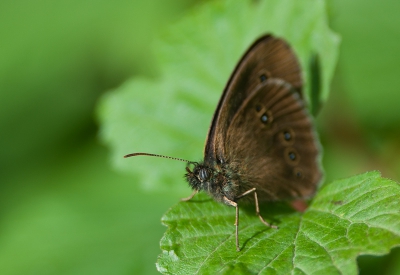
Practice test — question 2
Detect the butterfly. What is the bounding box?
[125,34,322,251]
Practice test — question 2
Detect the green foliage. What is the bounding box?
[0,1,197,274]
[330,0,400,131]
[157,172,400,274]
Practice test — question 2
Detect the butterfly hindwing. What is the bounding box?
[224,79,322,201]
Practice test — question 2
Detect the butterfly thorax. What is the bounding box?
[185,161,240,204]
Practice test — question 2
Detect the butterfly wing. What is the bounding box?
[204,35,303,165]
[224,78,322,201]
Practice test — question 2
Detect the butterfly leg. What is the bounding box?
[236,188,278,229]
[223,196,240,251]
[181,190,198,201]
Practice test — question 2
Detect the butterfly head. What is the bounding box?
[185,162,213,191]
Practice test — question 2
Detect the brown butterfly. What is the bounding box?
[125,34,322,251]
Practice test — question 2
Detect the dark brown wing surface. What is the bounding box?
[204,35,303,165]
[224,79,322,201]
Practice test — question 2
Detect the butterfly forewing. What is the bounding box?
[224,79,322,201]
[204,35,303,165]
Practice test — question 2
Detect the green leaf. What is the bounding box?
[97,0,339,192]
[157,171,400,274]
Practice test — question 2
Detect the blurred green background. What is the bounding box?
[1,1,399,274]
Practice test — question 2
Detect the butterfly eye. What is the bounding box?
[255,104,262,112]
[198,168,209,181]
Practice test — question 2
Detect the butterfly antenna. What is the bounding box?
[124,152,190,163]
